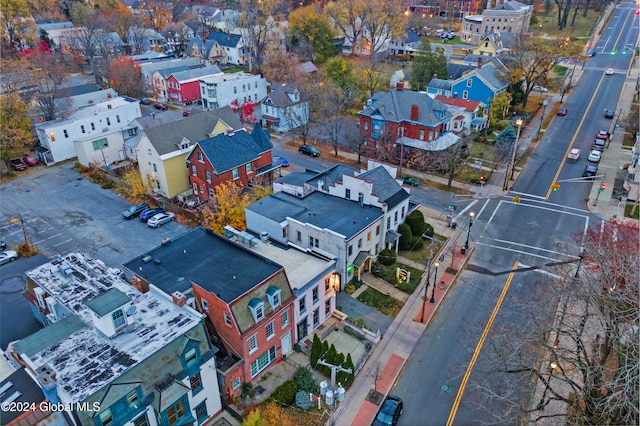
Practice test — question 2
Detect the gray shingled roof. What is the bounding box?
[359,88,450,126]
[306,164,356,189]
[143,107,242,156]
[197,124,272,173]
[263,83,301,108]
[170,65,222,83]
[208,31,242,48]
[447,63,475,80]
[428,78,452,90]
[247,191,384,240]
[356,166,409,209]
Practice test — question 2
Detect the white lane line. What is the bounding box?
[510,191,547,200]
[518,263,563,279]
[475,241,566,262]
[54,239,72,247]
[457,199,479,219]
[488,237,579,258]
[497,200,591,219]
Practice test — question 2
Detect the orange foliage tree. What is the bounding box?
[201,181,249,234]
[242,401,297,426]
[107,56,146,98]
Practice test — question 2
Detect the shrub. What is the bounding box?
[310,335,321,368]
[296,390,315,411]
[411,235,423,250]
[295,367,319,394]
[398,223,413,250]
[423,223,434,238]
[269,380,298,405]
[242,382,256,398]
[345,282,356,294]
[339,354,355,387]
[378,249,396,265]
[405,210,427,236]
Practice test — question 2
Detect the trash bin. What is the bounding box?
[451,221,457,229]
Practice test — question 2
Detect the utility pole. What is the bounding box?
[421,257,432,323]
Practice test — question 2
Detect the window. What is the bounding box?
[402,206,406,218]
[199,185,203,194]
[184,347,198,367]
[313,308,319,327]
[50,132,56,141]
[81,125,86,134]
[133,415,149,426]
[197,152,204,162]
[195,401,208,424]
[387,217,391,228]
[299,297,306,314]
[312,287,319,303]
[112,309,126,330]
[248,334,258,354]
[224,311,232,326]
[309,236,319,248]
[116,115,121,123]
[232,377,241,389]
[246,163,252,174]
[106,117,111,126]
[91,122,96,131]
[364,121,369,130]
[281,310,289,328]
[419,129,425,140]
[191,165,197,176]
[128,128,137,136]
[358,192,364,204]
[394,211,398,224]
[126,390,139,408]
[345,189,351,199]
[167,400,187,425]
[153,163,157,173]
[192,182,198,194]
[358,238,362,248]
[325,299,331,315]
[325,277,331,293]
[201,299,208,312]
[250,346,276,377]
[462,90,469,99]
[190,372,203,394]
[376,225,380,235]
[206,171,211,183]
[208,188,214,198]
[296,231,301,241]
[466,78,472,87]
[234,87,237,94]
[232,168,239,179]
[148,148,152,156]
[375,243,379,254]
[266,321,275,339]
[63,129,68,138]
[348,245,353,256]
[99,408,113,425]
[267,286,281,308]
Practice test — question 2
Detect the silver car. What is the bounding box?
[0,250,19,265]
[147,212,175,228]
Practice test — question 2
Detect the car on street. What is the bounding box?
[182,109,191,117]
[583,164,598,178]
[605,68,614,75]
[9,158,28,171]
[587,50,597,57]
[147,212,175,228]
[532,85,548,92]
[0,250,19,266]
[557,107,568,116]
[592,138,606,151]
[587,150,602,163]
[567,148,581,160]
[139,97,151,105]
[596,130,610,141]
[139,207,164,222]
[274,156,289,167]
[604,109,614,119]
[401,176,419,186]
[23,155,39,166]
[299,144,320,157]
[153,102,168,110]
[122,203,149,219]
[373,394,403,426]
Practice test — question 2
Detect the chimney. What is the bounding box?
[478,57,483,68]
[131,276,150,293]
[433,73,438,79]
[227,31,231,39]
[172,291,187,307]
[411,105,419,121]
[396,82,404,90]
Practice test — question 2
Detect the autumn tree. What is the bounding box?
[324,0,367,57]
[100,2,136,52]
[242,401,296,426]
[25,0,65,22]
[409,38,448,92]
[119,167,156,199]
[1,0,33,49]
[137,0,173,31]
[324,56,355,93]
[238,0,286,74]
[438,135,470,189]
[320,82,348,156]
[107,56,146,98]
[260,50,303,88]
[473,219,640,425]
[0,93,33,161]
[288,5,336,63]
[488,91,513,126]
[201,181,249,234]
[359,0,405,65]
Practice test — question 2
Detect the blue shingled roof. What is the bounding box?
[208,31,242,48]
[197,124,272,173]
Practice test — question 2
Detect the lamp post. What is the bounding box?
[420,257,432,323]
[574,246,586,278]
[429,261,439,303]
[462,211,475,253]
[537,98,549,140]
[536,361,558,410]
[503,118,523,190]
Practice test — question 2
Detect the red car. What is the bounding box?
[182,110,191,117]
[23,154,39,166]
[153,102,168,110]
[9,158,28,171]
[557,107,568,116]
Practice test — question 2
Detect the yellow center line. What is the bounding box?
[446,261,520,426]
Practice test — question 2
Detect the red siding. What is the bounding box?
[167,77,202,105]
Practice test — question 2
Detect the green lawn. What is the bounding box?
[536,9,601,40]
[625,203,640,220]
[373,262,423,294]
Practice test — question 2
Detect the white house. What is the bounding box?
[199,72,267,111]
[34,96,141,165]
[73,125,139,167]
[261,83,309,133]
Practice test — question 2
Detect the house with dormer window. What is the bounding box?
[261,82,309,133]
[136,107,242,199]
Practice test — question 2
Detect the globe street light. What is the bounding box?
[430,261,439,303]
[462,211,475,253]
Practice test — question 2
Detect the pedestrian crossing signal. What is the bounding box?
[552,183,560,191]
[512,196,521,204]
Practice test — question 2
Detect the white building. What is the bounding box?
[462,0,532,44]
[261,83,309,133]
[34,96,142,165]
[200,72,267,111]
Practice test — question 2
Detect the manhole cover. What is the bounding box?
[0,276,25,294]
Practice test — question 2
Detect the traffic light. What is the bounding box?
[512,196,521,204]
[480,175,485,182]
[552,183,560,191]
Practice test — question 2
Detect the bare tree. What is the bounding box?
[324,0,367,57]
[345,120,365,164]
[238,0,286,74]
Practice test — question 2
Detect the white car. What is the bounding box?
[605,68,614,75]
[533,85,549,92]
[0,250,19,266]
[587,150,602,163]
[568,148,581,160]
[147,212,175,228]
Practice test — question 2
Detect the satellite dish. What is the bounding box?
[126,305,137,316]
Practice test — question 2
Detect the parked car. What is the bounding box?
[605,68,614,75]
[0,250,19,266]
[596,130,610,141]
[373,394,403,426]
[122,203,149,219]
[153,102,168,110]
[592,138,606,151]
[299,144,320,157]
[139,208,164,222]
[9,158,28,171]
[583,164,598,178]
[274,156,289,167]
[147,212,175,228]
[182,109,191,117]
[532,85,548,93]
[139,97,151,105]
[0,241,6,250]
[557,107,568,116]
[604,109,614,119]
[587,150,602,163]
[401,176,419,186]
[23,154,39,166]
[587,50,597,57]
[567,148,581,160]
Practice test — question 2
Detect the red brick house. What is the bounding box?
[187,124,278,202]
[166,65,222,105]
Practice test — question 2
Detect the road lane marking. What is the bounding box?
[446,261,520,426]
[54,239,72,247]
[510,191,547,200]
[488,238,580,258]
[473,242,563,262]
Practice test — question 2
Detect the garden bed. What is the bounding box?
[356,287,403,316]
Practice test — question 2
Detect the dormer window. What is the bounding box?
[266,286,281,309]
[249,297,265,322]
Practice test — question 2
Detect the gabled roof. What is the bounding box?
[207,31,242,48]
[196,124,273,173]
[306,164,356,189]
[428,78,452,90]
[356,165,410,209]
[263,83,302,108]
[169,65,222,83]
[461,58,510,90]
[359,88,450,126]
[435,94,483,111]
[143,107,242,156]
[447,63,476,80]
[298,61,318,74]
[139,58,203,76]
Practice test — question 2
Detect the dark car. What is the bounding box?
[139,207,164,222]
[373,394,403,426]
[9,158,28,171]
[604,109,614,119]
[153,102,168,110]
[23,154,39,166]
[122,203,149,219]
[139,97,151,105]
[583,164,598,178]
[557,107,568,116]
[299,144,320,157]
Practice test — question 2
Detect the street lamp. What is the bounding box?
[574,246,586,278]
[537,98,549,139]
[503,118,523,190]
[421,257,432,322]
[462,211,475,253]
[430,261,439,303]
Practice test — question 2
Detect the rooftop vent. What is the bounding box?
[142,255,153,263]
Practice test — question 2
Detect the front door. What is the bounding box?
[281,331,292,355]
[296,318,308,342]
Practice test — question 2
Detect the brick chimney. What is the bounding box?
[478,57,483,68]
[131,276,150,293]
[396,82,404,90]
[171,291,187,307]
[227,31,231,39]
[411,105,419,121]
